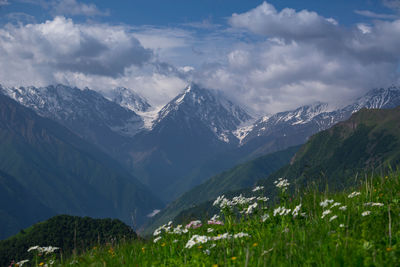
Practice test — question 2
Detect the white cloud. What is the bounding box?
[190,1,400,114]
[0,0,9,6]
[13,0,108,17]
[51,0,109,17]
[383,0,400,11]
[355,10,398,20]
[0,16,152,81]
[229,1,339,42]
[0,16,190,108]
[357,23,372,34]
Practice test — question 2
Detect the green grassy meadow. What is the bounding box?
[11,171,400,266]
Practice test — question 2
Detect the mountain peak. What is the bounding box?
[154,83,252,143]
[349,86,400,111]
[105,87,151,113]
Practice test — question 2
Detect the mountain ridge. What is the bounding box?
[0,94,163,239]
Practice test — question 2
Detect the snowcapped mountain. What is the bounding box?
[1,81,399,205]
[238,86,400,155]
[153,83,252,143]
[343,86,400,112]
[0,84,144,152]
[240,102,330,144]
[104,87,151,113]
[125,83,253,201]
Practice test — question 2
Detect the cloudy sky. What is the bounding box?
[0,0,400,114]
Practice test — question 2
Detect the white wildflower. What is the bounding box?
[210,214,220,221]
[203,249,210,255]
[27,246,39,252]
[339,224,345,228]
[321,209,332,219]
[274,178,290,189]
[153,228,162,236]
[173,224,188,234]
[42,246,59,255]
[153,236,162,243]
[331,202,341,208]
[185,220,202,229]
[207,228,214,233]
[244,202,258,215]
[261,213,270,222]
[273,206,291,216]
[348,191,361,198]
[213,195,226,206]
[292,204,302,218]
[173,239,179,243]
[262,248,274,255]
[232,195,255,206]
[320,199,334,208]
[15,260,29,266]
[364,202,384,207]
[273,207,283,216]
[234,232,250,238]
[153,222,173,236]
[252,186,264,192]
[362,211,371,216]
[28,246,59,255]
[329,215,338,222]
[185,235,209,249]
[219,198,232,209]
[257,196,269,202]
[339,206,347,211]
[212,233,232,241]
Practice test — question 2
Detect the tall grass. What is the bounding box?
[13,172,400,266]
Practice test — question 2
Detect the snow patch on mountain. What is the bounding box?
[233,124,255,144]
[136,108,161,130]
[104,87,151,113]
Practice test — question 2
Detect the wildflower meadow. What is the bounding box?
[9,172,400,266]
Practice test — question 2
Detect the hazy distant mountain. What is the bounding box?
[0,84,143,154]
[2,82,400,205]
[0,94,162,239]
[125,83,253,201]
[237,86,400,159]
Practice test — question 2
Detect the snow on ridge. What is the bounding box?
[233,124,255,144]
[136,107,161,130]
[105,87,151,113]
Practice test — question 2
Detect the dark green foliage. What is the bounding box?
[143,146,299,235]
[0,215,136,266]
